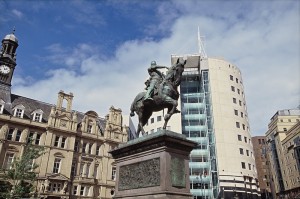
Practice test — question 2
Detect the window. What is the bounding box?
[248,163,251,170]
[239,148,244,155]
[61,137,66,148]
[262,139,265,144]
[14,108,24,118]
[50,183,61,193]
[4,153,14,169]
[7,128,14,140]
[112,167,116,180]
[82,143,87,153]
[73,185,78,195]
[237,89,240,94]
[54,136,59,147]
[230,75,233,80]
[234,110,238,116]
[35,134,41,145]
[15,130,22,142]
[80,185,91,196]
[27,132,34,143]
[54,136,66,148]
[96,145,100,155]
[87,124,92,133]
[241,112,244,118]
[71,161,77,176]
[151,118,154,123]
[242,124,245,130]
[33,113,42,122]
[241,162,246,169]
[258,139,261,144]
[246,150,249,156]
[157,116,162,122]
[236,122,240,128]
[233,98,237,104]
[231,86,235,92]
[236,78,238,83]
[80,186,85,196]
[283,128,287,131]
[238,135,242,141]
[53,158,61,173]
[244,136,247,143]
[239,100,242,106]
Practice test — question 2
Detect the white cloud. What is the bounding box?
[12,1,300,136]
[12,9,23,18]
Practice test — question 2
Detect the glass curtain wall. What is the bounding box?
[180,68,219,199]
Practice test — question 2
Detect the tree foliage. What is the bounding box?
[0,141,45,199]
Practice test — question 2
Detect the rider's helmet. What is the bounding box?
[151,61,157,66]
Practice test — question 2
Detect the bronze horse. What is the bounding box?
[130,58,186,137]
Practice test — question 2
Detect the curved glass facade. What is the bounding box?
[180,68,219,199]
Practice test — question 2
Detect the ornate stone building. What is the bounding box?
[0,31,130,198]
[265,109,300,199]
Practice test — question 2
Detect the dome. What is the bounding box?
[3,33,18,43]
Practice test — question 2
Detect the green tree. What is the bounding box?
[0,141,45,199]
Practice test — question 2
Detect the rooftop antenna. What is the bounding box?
[197,26,207,59]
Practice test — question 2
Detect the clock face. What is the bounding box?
[0,65,10,75]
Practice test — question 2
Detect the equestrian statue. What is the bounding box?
[130,57,186,137]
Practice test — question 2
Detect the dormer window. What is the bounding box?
[87,124,92,133]
[15,109,23,118]
[13,105,25,118]
[34,113,41,122]
[32,109,43,122]
[87,120,93,133]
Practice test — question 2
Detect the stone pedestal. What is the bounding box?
[110,130,197,199]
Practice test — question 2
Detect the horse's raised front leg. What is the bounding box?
[163,98,178,129]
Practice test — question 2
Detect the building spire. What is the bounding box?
[197,26,207,59]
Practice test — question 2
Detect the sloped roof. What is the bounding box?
[7,93,106,130]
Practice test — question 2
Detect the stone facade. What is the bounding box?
[265,109,300,199]
[0,31,129,198]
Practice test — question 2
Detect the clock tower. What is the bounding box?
[0,30,19,106]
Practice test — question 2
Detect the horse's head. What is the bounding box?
[173,58,186,86]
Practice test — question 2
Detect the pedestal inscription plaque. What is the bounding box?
[171,156,185,187]
[119,158,160,190]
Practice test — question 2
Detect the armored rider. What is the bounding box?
[144,61,168,102]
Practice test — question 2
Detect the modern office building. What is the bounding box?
[252,136,272,199]
[0,31,132,198]
[144,54,259,198]
[265,109,300,198]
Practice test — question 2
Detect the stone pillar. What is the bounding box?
[110,130,197,199]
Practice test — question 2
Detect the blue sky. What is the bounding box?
[0,0,299,136]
